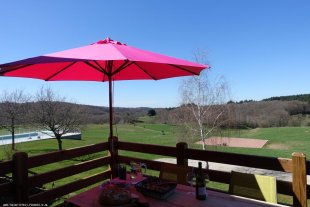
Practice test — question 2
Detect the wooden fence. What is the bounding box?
[0,142,111,205]
[115,139,308,207]
[0,137,309,207]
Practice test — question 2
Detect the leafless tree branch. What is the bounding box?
[31,87,84,150]
[0,89,31,150]
[178,50,230,150]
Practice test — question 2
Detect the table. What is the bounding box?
[65,177,287,207]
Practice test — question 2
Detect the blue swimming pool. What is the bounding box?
[0,131,81,146]
[0,132,38,140]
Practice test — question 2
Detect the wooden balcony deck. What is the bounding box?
[0,137,308,207]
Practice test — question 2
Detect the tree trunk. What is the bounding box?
[200,128,205,150]
[56,136,62,150]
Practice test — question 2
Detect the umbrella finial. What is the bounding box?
[104,37,112,42]
[95,37,126,45]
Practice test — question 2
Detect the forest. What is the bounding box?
[1,94,310,129]
[155,97,310,129]
[80,94,310,129]
[262,94,310,102]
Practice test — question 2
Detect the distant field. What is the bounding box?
[1,124,310,160]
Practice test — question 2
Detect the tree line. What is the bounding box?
[262,94,310,102]
[0,88,153,151]
[0,88,83,151]
[2,88,309,153]
[155,100,310,129]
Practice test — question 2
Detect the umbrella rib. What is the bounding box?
[111,60,134,76]
[94,60,105,71]
[45,62,77,81]
[168,64,200,75]
[134,62,158,80]
[83,61,109,77]
[93,60,107,81]
[0,64,33,75]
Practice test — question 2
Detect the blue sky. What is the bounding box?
[0,0,309,107]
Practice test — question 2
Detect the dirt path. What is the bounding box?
[265,143,290,150]
[155,158,310,185]
[196,137,268,148]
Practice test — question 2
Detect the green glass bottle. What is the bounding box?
[195,162,206,200]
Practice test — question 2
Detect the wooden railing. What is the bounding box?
[0,138,308,207]
[0,142,111,205]
[115,139,308,207]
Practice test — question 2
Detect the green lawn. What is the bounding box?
[2,124,309,159]
[1,124,310,176]
[206,127,310,158]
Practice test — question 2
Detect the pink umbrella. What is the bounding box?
[0,37,209,138]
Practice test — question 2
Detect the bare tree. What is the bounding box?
[32,87,83,150]
[178,50,230,150]
[0,90,30,150]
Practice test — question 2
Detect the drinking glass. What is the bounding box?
[130,161,141,184]
[204,162,210,185]
[186,167,196,195]
[130,162,137,179]
[186,167,195,187]
[205,173,210,184]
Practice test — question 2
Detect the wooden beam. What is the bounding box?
[29,170,111,203]
[292,152,307,207]
[0,160,13,175]
[0,182,14,196]
[12,152,28,203]
[27,142,109,169]
[28,156,110,187]
[278,158,293,173]
[118,141,177,157]
[176,142,188,166]
[306,160,310,175]
[187,148,294,172]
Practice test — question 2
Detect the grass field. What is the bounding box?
[2,123,309,159]
[205,126,310,158]
[1,123,309,206]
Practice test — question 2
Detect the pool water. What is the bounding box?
[0,132,39,140]
[0,131,81,146]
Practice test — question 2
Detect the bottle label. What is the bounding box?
[198,187,206,196]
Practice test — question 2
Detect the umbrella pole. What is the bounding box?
[108,73,118,178]
[108,76,113,138]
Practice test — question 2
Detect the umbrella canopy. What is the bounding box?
[0,37,209,138]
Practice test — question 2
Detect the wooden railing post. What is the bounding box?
[109,136,118,178]
[292,152,307,207]
[12,151,28,203]
[176,142,188,166]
